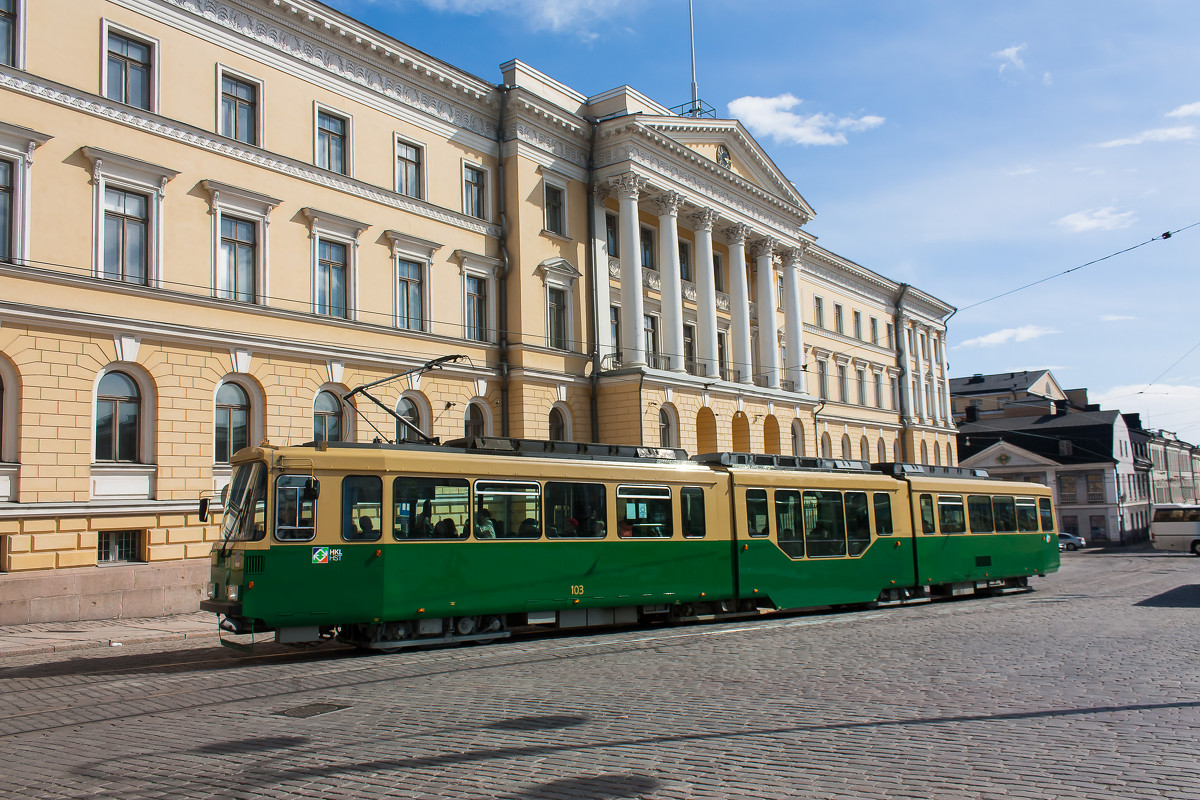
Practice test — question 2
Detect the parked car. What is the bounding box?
[1058,532,1087,551]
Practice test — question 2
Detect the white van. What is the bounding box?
[1149,504,1200,555]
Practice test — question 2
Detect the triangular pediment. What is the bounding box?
[960,440,1061,470]
[639,117,814,218]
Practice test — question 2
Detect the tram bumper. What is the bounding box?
[200,599,243,616]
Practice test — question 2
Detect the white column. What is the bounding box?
[897,317,916,422]
[782,246,806,394]
[690,208,720,377]
[939,331,953,426]
[655,192,685,371]
[612,173,647,367]
[918,325,932,422]
[726,223,752,384]
[592,184,613,362]
[753,238,780,389]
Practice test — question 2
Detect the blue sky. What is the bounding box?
[329,0,1200,440]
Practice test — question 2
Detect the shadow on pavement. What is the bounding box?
[1135,584,1200,607]
[507,773,661,800]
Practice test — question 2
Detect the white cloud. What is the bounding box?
[1042,72,1053,87]
[993,44,1027,74]
[1166,102,1200,118]
[1098,126,1196,147]
[727,94,884,146]
[409,0,628,35]
[958,325,1059,348]
[1054,207,1137,233]
[1100,314,1136,322]
[1093,383,1200,438]
[1008,165,1036,176]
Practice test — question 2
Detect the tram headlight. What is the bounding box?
[226,584,240,601]
[206,582,216,600]
[232,552,244,571]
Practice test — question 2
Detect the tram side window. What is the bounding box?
[845,491,871,555]
[223,462,267,541]
[774,489,803,557]
[275,475,317,541]
[1016,497,1040,532]
[617,485,672,538]
[393,477,469,540]
[746,488,769,538]
[681,486,707,539]
[1039,497,1055,531]
[968,495,995,534]
[477,481,541,539]
[342,475,382,541]
[938,495,966,534]
[919,494,936,534]
[545,482,606,538]
[992,496,1017,532]
[873,492,893,536]
[804,490,846,557]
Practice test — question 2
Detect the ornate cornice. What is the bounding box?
[509,121,588,169]
[0,68,500,238]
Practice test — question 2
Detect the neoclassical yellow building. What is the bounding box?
[0,0,957,621]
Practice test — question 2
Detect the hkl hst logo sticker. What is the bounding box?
[311,547,342,564]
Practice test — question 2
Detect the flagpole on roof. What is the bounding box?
[689,0,700,116]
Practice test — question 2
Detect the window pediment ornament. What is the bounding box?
[536,257,581,286]
[386,230,442,261]
[833,353,852,367]
[82,146,179,194]
[453,249,502,277]
[202,179,281,221]
[302,207,368,240]
[0,121,52,159]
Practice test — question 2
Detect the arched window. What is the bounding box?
[934,444,942,466]
[920,440,929,465]
[96,371,141,462]
[860,436,870,461]
[820,432,832,458]
[548,406,566,441]
[946,442,954,466]
[877,437,887,462]
[215,382,250,463]
[465,402,486,438]
[396,397,422,442]
[659,408,675,448]
[841,434,851,459]
[314,390,343,443]
[791,420,805,456]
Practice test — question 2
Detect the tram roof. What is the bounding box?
[872,462,992,479]
[293,437,691,464]
[693,452,878,473]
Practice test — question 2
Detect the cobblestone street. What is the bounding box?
[1,549,1197,799]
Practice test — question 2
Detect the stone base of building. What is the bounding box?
[0,560,209,625]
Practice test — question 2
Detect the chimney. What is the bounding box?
[1054,399,1068,416]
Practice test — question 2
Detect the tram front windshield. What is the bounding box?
[222,461,267,541]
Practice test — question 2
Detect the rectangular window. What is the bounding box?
[834,304,844,334]
[605,213,619,257]
[1040,497,1055,531]
[886,323,895,349]
[837,364,848,403]
[681,486,706,539]
[993,496,1017,532]
[548,287,567,349]
[218,215,256,303]
[804,490,846,556]
[874,374,883,409]
[545,482,606,538]
[544,182,565,235]
[679,240,692,282]
[968,495,995,533]
[342,475,382,541]
[643,314,659,359]
[853,311,862,339]
[870,317,879,345]
[1016,497,1040,532]
[683,324,697,375]
[919,494,936,534]
[102,188,148,285]
[814,296,824,327]
[845,491,871,555]
[397,258,423,331]
[617,485,672,538]
[0,158,11,262]
[220,74,257,145]
[463,164,485,218]
[477,480,541,539]
[856,369,866,405]
[316,239,347,318]
[317,111,347,174]
[640,226,656,270]
[1057,474,1075,503]
[106,30,152,110]
[395,139,421,198]
[713,252,725,292]
[610,306,621,361]
[275,474,317,541]
[745,488,769,538]
[1086,474,1104,502]
[97,529,140,563]
[938,494,966,534]
[466,276,487,341]
[717,331,729,380]
[817,360,828,400]
[393,476,469,540]
[0,0,15,67]
[775,489,804,557]
[873,493,893,536]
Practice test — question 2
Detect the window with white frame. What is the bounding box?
[679,240,692,282]
[83,147,177,289]
[0,0,21,69]
[713,251,725,292]
[104,23,156,111]
[814,296,824,327]
[202,180,279,306]
[659,407,676,448]
[870,317,879,345]
[548,406,568,441]
[457,249,501,344]
[219,69,260,146]
[463,163,487,219]
[854,311,862,340]
[395,137,422,199]
[465,401,488,437]
[0,157,11,263]
[98,529,141,563]
[396,395,424,442]
[214,381,251,463]
[544,180,566,236]
[465,276,487,342]
[857,368,866,405]
[316,106,350,175]
[95,371,141,463]
[547,287,567,350]
[640,226,656,270]
[838,363,848,402]
[605,213,619,257]
[874,371,884,408]
[387,230,440,332]
[314,390,344,443]
[537,258,580,352]
[834,304,844,334]
[817,359,828,399]
[303,208,366,321]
